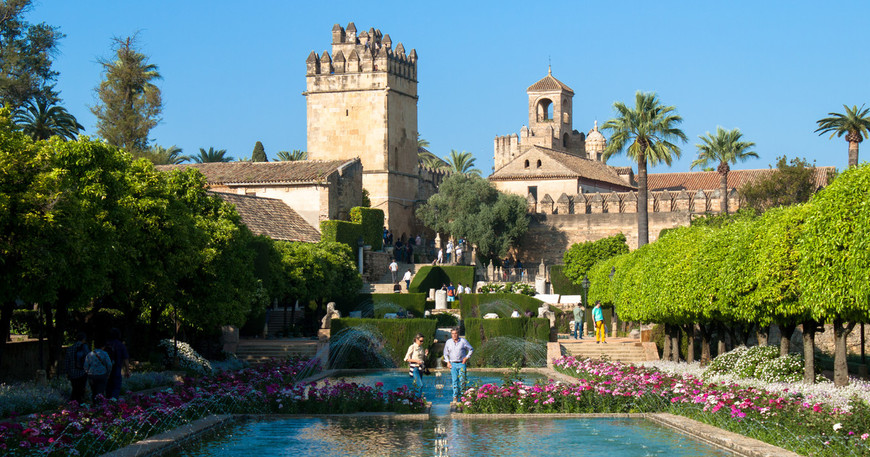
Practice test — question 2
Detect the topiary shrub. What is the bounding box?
[430,313,458,328]
[320,220,364,260]
[371,293,427,317]
[350,207,384,251]
[463,317,549,367]
[407,265,475,294]
[330,318,437,367]
[458,293,546,319]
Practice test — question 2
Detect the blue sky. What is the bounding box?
[31,0,870,175]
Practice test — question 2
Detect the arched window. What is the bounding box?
[536,98,553,122]
[524,159,529,169]
[563,133,569,148]
[536,159,542,168]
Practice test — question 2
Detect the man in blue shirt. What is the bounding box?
[443,327,473,403]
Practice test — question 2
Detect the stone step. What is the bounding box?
[235,340,319,363]
[561,340,650,363]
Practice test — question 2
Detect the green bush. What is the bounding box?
[10,309,40,336]
[330,318,437,367]
[320,220,364,260]
[430,313,458,328]
[371,293,427,317]
[706,345,749,375]
[549,265,584,295]
[350,207,384,251]
[463,317,550,367]
[733,345,780,378]
[706,345,817,383]
[408,265,475,294]
[457,293,546,319]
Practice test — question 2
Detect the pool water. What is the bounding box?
[170,370,731,457]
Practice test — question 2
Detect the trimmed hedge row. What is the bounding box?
[457,293,547,320]
[320,220,363,259]
[330,318,438,368]
[350,207,384,251]
[408,266,475,294]
[463,317,550,366]
[548,265,584,295]
[371,293,428,317]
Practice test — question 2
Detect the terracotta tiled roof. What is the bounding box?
[646,167,834,191]
[210,191,320,243]
[489,146,635,190]
[156,160,355,185]
[527,74,574,94]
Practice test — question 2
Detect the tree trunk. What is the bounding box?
[0,300,13,369]
[848,140,859,168]
[719,168,729,214]
[756,325,769,346]
[802,321,816,384]
[637,152,649,247]
[661,324,671,361]
[717,322,727,356]
[670,325,680,363]
[684,324,695,363]
[699,323,712,365]
[833,318,856,387]
[779,323,796,356]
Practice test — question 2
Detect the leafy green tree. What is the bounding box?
[252,141,267,162]
[799,163,870,386]
[140,144,185,165]
[602,92,687,247]
[562,234,629,284]
[91,36,162,154]
[0,0,62,111]
[12,98,83,141]
[188,147,233,163]
[276,149,307,161]
[691,127,758,214]
[815,104,870,168]
[739,156,818,214]
[445,149,481,175]
[416,173,528,261]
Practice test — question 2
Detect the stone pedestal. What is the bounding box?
[435,290,447,309]
[429,288,436,300]
[535,277,548,294]
[220,325,239,354]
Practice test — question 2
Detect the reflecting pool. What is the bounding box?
[169,370,731,457]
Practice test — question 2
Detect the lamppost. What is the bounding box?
[357,236,365,273]
[581,274,590,339]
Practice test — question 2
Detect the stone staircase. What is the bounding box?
[560,338,653,363]
[235,339,321,364]
[265,308,304,337]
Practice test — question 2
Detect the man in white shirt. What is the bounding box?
[443,328,474,403]
[389,259,398,283]
[402,269,412,291]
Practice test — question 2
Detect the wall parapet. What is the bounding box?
[525,188,741,215]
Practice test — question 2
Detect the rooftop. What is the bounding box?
[210,191,320,243]
[157,160,356,185]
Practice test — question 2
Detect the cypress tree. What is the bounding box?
[252,141,267,162]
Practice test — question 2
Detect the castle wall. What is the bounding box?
[495,178,578,202]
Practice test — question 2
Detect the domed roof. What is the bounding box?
[586,120,606,153]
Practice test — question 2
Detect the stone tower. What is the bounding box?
[494,69,589,170]
[304,23,419,236]
[585,120,607,161]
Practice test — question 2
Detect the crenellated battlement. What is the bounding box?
[525,188,742,215]
[306,23,417,81]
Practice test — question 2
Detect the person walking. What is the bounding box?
[446,283,456,303]
[593,301,606,344]
[389,259,399,283]
[436,248,444,265]
[404,333,429,392]
[455,243,463,265]
[443,328,473,403]
[403,268,413,291]
[63,331,90,403]
[84,339,112,402]
[105,328,131,399]
[445,240,453,264]
[573,303,585,340]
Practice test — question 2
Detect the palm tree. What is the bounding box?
[691,127,758,214]
[602,92,687,247]
[276,150,307,161]
[12,98,84,141]
[141,145,185,165]
[445,149,481,175]
[815,104,870,168]
[187,147,233,163]
[420,154,448,170]
[416,133,430,149]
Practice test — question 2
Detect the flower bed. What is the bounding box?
[0,357,424,456]
[458,356,870,456]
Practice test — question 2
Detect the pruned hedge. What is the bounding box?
[408,265,475,294]
[371,293,428,317]
[457,293,547,320]
[330,318,437,367]
[463,317,550,366]
[320,220,363,259]
[350,207,384,251]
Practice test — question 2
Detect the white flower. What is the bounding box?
[833,423,843,431]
